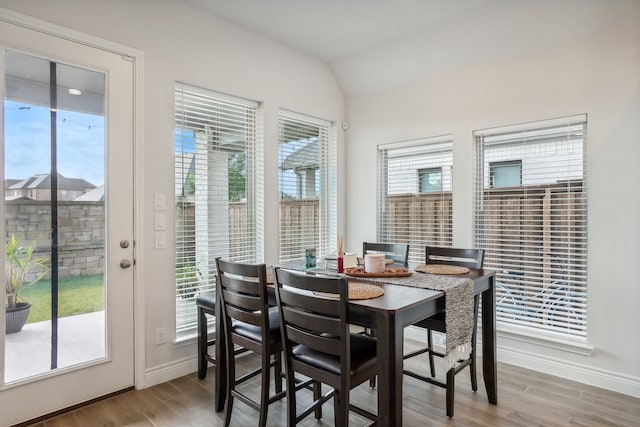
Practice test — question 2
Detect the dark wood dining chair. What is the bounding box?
[362,241,409,387]
[362,242,409,267]
[196,293,218,379]
[216,258,285,427]
[403,246,484,417]
[196,293,248,379]
[273,267,379,426]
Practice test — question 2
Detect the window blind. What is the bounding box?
[174,83,259,338]
[278,110,336,263]
[377,136,453,263]
[473,115,588,340]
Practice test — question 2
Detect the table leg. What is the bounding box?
[482,275,498,404]
[214,293,226,412]
[375,312,403,426]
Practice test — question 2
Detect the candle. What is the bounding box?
[337,236,344,273]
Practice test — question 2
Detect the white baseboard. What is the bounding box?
[498,344,640,398]
[144,356,197,388]
[405,326,640,398]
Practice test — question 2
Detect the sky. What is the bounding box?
[5,99,316,195]
[4,101,105,186]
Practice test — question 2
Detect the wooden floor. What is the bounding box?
[24,340,640,427]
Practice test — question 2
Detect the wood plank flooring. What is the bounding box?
[23,339,640,427]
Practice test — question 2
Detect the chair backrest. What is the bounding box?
[425,246,484,269]
[215,257,271,351]
[363,242,410,267]
[273,268,349,367]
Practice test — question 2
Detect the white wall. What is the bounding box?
[338,0,640,396]
[0,0,346,386]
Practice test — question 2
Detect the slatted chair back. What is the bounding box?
[363,242,410,267]
[216,258,272,353]
[274,268,348,376]
[425,246,484,270]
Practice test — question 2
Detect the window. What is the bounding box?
[378,136,453,263]
[418,167,443,192]
[490,160,521,187]
[474,115,588,341]
[174,83,261,338]
[278,110,336,263]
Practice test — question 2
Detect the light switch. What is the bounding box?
[154,193,166,211]
[155,213,166,230]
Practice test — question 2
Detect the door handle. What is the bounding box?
[120,259,132,269]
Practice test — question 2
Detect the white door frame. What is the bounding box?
[0,1,146,399]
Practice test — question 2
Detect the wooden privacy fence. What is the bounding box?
[178,180,585,290]
[177,199,320,263]
[478,180,587,286]
[478,180,587,333]
[383,192,453,262]
[278,199,319,261]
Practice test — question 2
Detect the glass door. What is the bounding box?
[1,18,135,425]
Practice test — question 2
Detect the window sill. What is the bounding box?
[493,324,594,356]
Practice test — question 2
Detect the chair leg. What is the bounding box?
[368,328,377,388]
[446,367,455,418]
[197,306,208,379]
[470,296,480,392]
[427,329,436,377]
[286,367,297,427]
[274,352,283,394]
[314,381,322,420]
[333,390,348,427]
[258,352,271,427]
[224,349,235,427]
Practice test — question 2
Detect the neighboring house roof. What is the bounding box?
[9,173,96,191]
[5,194,32,201]
[5,179,21,189]
[281,140,319,171]
[74,184,105,201]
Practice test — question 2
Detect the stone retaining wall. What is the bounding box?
[5,200,104,280]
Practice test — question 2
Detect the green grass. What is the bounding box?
[19,274,105,323]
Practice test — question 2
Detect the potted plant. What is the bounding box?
[5,235,49,334]
[176,262,202,299]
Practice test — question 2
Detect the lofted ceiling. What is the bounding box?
[182,0,489,62]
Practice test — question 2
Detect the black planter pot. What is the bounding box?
[6,302,31,334]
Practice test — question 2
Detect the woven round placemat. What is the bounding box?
[243,269,274,284]
[414,264,470,275]
[314,281,385,300]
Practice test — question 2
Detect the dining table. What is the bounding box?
[213,264,497,426]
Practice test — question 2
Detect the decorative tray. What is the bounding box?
[344,267,412,278]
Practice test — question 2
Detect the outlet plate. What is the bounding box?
[155,327,167,345]
[155,232,166,249]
